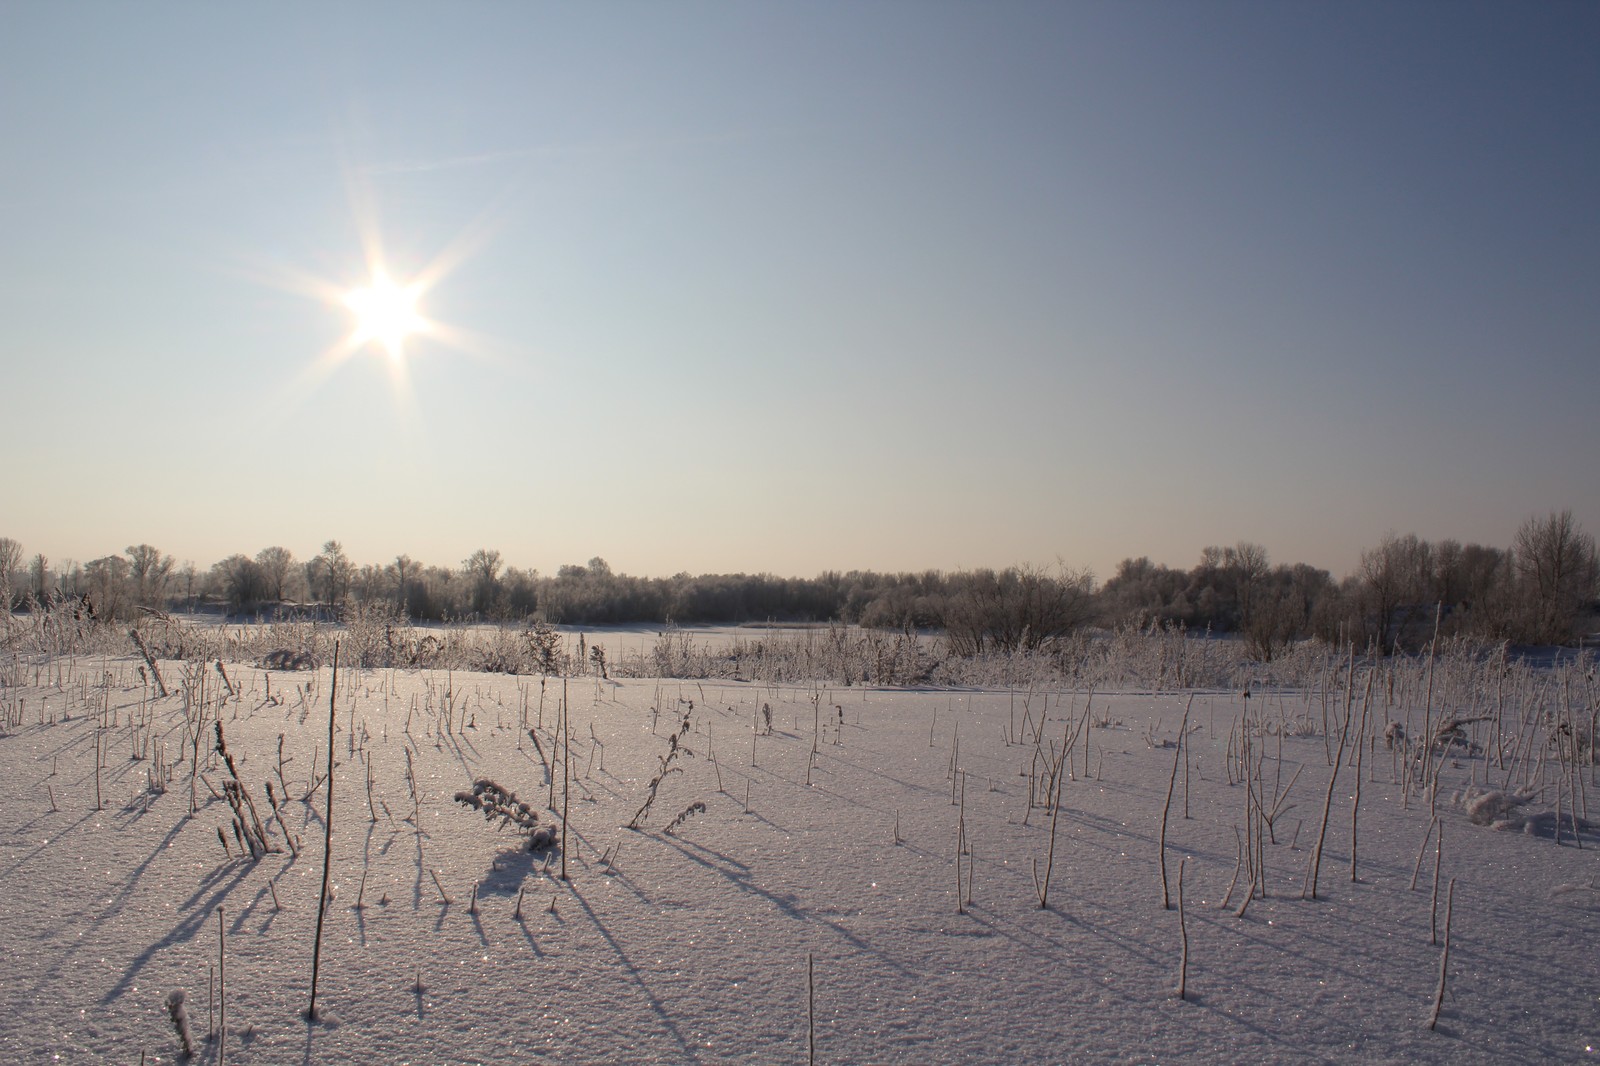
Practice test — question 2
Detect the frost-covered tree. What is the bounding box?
[392,553,417,608]
[28,553,49,602]
[1513,510,1598,644]
[0,537,21,609]
[126,544,175,608]
[1358,533,1435,650]
[83,554,131,620]
[311,540,353,606]
[255,546,294,601]
[212,555,268,611]
[941,564,1096,656]
[464,548,503,616]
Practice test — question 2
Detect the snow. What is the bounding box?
[1,653,1596,1063]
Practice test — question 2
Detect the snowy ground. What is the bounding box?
[1,654,1596,1064]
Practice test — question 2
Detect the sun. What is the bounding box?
[344,272,423,360]
[259,162,527,414]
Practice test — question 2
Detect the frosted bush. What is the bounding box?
[165,989,195,1058]
[453,778,556,850]
[1461,787,1536,828]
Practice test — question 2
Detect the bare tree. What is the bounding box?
[315,540,354,607]
[0,537,21,610]
[393,554,416,608]
[464,549,504,616]
[213,555,269,611]
[1358,533,1434,650]
[1455,543,1513,637]
[83,555,131,620]
[255,546,295,601]
[29,553,49,602]
[126,544,175,608]
[1513,510,1599,644]
[942,564,1096,656]
[177,561,198,612]
[1243,562,1331,660]
[1226,542,1271,633]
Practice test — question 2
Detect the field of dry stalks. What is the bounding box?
[0,625,1596,1063]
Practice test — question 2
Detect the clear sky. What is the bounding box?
[2,2,1596,583]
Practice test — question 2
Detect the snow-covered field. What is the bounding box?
[1,650,1596,1064]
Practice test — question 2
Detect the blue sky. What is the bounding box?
[2,2,1596,581]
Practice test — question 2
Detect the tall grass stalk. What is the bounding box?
[307,642,339,1020]
[1159,697,1192,909]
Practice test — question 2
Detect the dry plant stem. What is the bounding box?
[560,742,572,877]
[269,790,298,856]
[1350,669,1373,881]
[307,642,339,1021]
[1430,826,1443,945]
[1159,697,1192,909]
[561,679,570,881]
[1221,825,1245,911]
[1176,856,1190,1000]
[1182,724,1191,819]
[217,907,226,1066]
[1410,816,1437,891]
[1234,782,1257,918]
[807,953,816,1066]
[1082,691,1095,780]
[1037,741,1068,909]
[1421,607,1440,799]
[130,629,168,697]
[1428,878,1456,1031]
[1303,650,1357,901]
[955,772,967,914]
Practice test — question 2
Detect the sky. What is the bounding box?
[2,1,1596,584]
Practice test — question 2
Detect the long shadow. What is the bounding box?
[248,881,283,935]
[102,862,255,1005]
[468,904,489,946]
[437,727,483,780]
[0,807,102,883]
[563,884,699,1061]
[410,826,428,910]
[662,835,915,978]
[808,746,952,800]
[19,808,213,1001]
[481,846,537,895]
[512,912,547,958]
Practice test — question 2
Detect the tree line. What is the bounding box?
[1,509,1594,655]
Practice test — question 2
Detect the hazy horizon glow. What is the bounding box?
[2,3,1596,583]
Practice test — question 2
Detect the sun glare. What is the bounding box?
[344,273,423,359]
[262,164,525,416]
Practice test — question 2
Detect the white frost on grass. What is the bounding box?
[1460,786,1537,828]
[0,653,1596,1064]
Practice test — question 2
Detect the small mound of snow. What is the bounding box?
[1551,883,1600,911]
[1462,788,1534,827]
